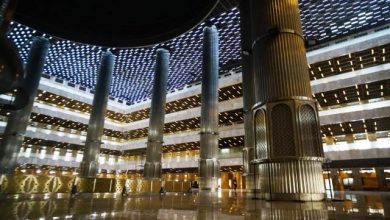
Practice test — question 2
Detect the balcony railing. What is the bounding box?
[16,153,243,170]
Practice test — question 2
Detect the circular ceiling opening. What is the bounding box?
[14,0,219,48]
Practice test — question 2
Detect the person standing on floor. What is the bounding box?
[232,177,238,192]
[122,185,128,196]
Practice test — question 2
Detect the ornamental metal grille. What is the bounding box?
[271,104,295,157]
[255,109,267,160]
[299,104,320,157]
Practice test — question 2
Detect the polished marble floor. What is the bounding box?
[0,190,389,219]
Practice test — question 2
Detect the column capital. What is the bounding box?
[155,46,171,54]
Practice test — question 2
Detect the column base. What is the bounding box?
[198,158,219,191]
[260,192,325,201]
[0,137,20,175]
[141,178,162,193]
[244,173,255,192]
[79,161,99,178]
[78,177,96,193]
[257,159,325,202]
[143,162,162,179]
[198,177,219,191]
[248,202,328,218]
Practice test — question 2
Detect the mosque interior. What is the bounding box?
[0,0,390,219]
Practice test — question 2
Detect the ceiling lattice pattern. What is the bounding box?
[6,0,390,104]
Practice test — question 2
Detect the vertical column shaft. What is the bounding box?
[199,25,220,191]
[239,0,256,191]
[79,51,114,178]
[351,168,363,190]
[250,0,325,201]
[252,0,312,101]
[330,169,341,191]
[375,168,388,191]
[143,48,169,179]
[0,37,50,175]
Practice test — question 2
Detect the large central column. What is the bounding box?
[143,48,169,179]
[239,0,256,192]
[250,0,325,201]
[198,25,220,191]
[79,51,114,178]
[0,37,50,175]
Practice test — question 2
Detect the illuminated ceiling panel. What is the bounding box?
[6,0,390,104]
[321,117,390,136]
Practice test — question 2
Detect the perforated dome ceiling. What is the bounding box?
[6,0,390,104]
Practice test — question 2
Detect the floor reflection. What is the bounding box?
[0,190,389,219]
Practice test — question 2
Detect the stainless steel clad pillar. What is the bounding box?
[239,0,256,192]
[144,48,169,179]
[0,37,50,175]
[249,0,325,201]
[198,25,220,191]
[79,51,114,178]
